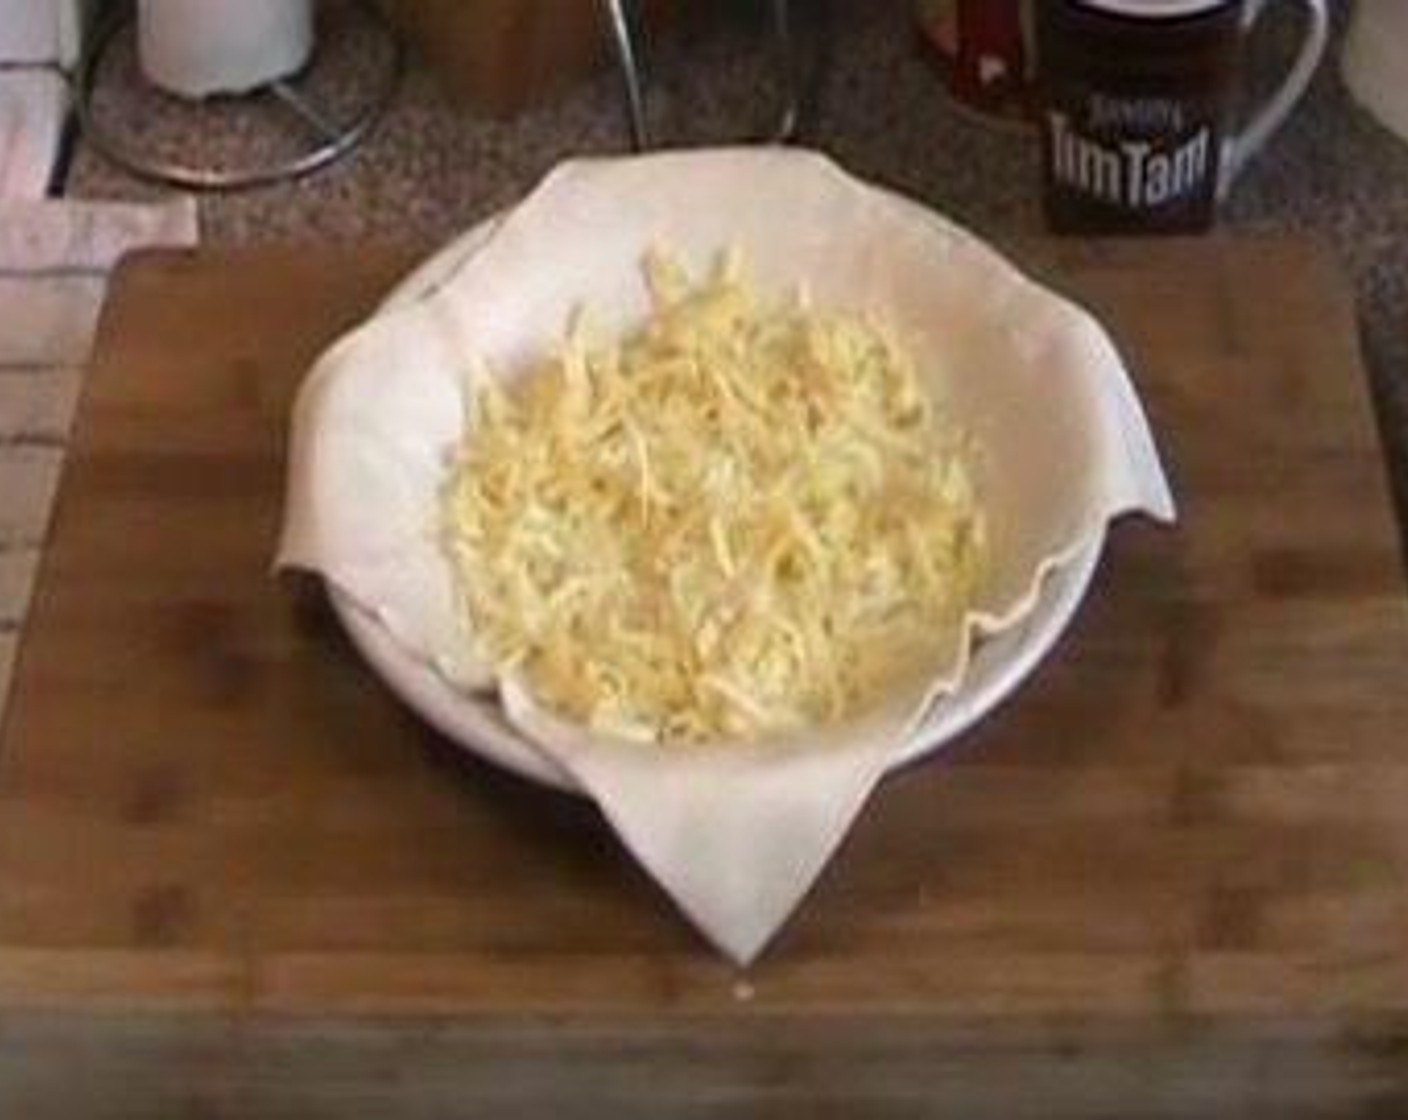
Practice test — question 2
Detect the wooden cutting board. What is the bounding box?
[2,239,1406,1118]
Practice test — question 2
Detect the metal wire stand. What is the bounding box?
[75,0,402,192]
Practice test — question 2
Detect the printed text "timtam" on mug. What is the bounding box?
[1037,0,1328,234]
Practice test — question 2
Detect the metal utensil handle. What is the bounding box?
[605,0,650,150]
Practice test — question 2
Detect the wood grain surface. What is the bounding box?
[1,239,1405,1118]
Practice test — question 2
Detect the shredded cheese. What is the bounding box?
[441,250,987,745]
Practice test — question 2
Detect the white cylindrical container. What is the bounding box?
[1343,0,1408,144]
[138,0,315,99]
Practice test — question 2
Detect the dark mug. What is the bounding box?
[1037,0,1329,234]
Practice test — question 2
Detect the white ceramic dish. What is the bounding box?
[334,539,1100,792]
[324,215,1105,794]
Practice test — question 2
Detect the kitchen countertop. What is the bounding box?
[69,1,1408,548]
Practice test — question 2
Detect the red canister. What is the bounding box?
[917,0,1033,121]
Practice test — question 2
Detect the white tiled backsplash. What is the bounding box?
[0,70,65,197]
[0,0,90,199]
[0,0,87,66]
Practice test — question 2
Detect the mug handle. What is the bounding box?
[1223,0,1330,190]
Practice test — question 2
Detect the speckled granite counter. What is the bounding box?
[69,1,1408,544]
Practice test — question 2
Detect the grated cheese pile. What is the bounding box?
[441,250,987,745]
